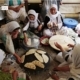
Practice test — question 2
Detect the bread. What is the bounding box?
[41,38,49,44]
[26,49,36,56]
[32,60,44,68]
[27,38,31,46]
[36,50,46,54]
[42,54,49,63]
[24,62,36,70]
[21,55,25,63]
[34,52,43,62]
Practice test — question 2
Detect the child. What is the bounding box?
[23,9,44,37]
[43,4,63,37]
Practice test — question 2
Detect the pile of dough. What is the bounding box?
[34,52,43,62]
[41,38,49,44]
[36,50,46,54]
[24,63,36,70]
[21,55,25,63]
[32,60,44,68]
[42,54,49,63]
[27,38,31,46]
[26,49,37,56]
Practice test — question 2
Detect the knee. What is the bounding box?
[43,29,52,37]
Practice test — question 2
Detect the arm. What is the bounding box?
[53,65,70,72]
[57,14,63,29]
[38,14,44,31]
[3,34,21,63]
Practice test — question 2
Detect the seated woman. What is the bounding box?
[0,21,21,63]
[23,9,44,37]
[5,0,27,22]
[50,43,80,80]
[43,4,63,37]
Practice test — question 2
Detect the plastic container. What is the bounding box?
[63,18,78,28]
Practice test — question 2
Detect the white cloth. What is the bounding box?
[6,6,27,21]
[0,21,20,54]
[69,44,80,78]
[43,29,54,37]
[0,49,6,65]
[56,51,72,67]
[75,23,80,35]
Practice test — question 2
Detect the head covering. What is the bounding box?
[69,44,80,78]
[6,21,20,33]
[28,9,38,22]
[71,44,80,68]
[0,21,20,37]
[46,4,60,19]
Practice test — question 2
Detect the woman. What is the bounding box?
[23,9,44,37]
[0,21,21,63]
[50,43,80,80]
[43,4,63,37]
[41,0,57,20]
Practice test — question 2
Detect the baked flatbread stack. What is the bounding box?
[20,49,50,72]
[41,38,49,45]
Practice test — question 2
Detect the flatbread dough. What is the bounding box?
[27,38,31,46]
[26,49,36,56]
[36,50,46,54]
[24,62,36,70]
[42,54,49,63]
[21,55,25,63]
[32,60,44,68]
[34,52,43,63]
[41,38,49,44]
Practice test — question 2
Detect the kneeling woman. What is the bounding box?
[23,9,44,37]
[0,21,21,63]
[43,4,63,37]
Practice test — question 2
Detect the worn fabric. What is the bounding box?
[6,6,27,21]
[5,0,27,21]
[0,21,20,54]
[69,44,80,78]
[5,0,24,6]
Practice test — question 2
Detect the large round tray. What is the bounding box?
[20,49,50,73]
[49,35,75,51]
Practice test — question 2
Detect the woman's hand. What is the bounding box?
[14,53,21,63]
[38,25,42,31]
[67,44,74,48]
[54,42,63,51]
[53,22,58,27]
[23,33,28,45]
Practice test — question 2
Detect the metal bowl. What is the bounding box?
[22,37,40,50]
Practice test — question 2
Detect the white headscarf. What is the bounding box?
[0,21,20,36]
[28,9,38,22]
[47,4,60,19]
[69,44,80,78]
[6,21,20,33]
[28,9,39,28]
